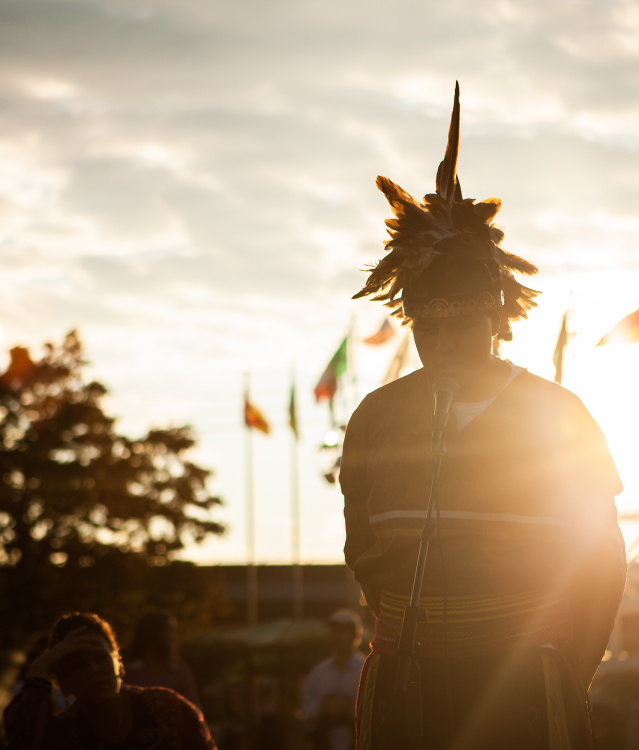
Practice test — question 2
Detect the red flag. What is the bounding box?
[597,309,639,346]
[314,336,348,403]
[363,318,395,345]
[244,396,270,434]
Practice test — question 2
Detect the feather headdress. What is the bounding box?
[353,82,539,341]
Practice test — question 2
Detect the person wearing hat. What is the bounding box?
[341,84,626,749]
[302,609,365,750]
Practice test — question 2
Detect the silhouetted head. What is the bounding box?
[353,83,539,342]
[403,253,503,322]
[48,612,122,702]
[327,609,363,653]
[49,611,119,652]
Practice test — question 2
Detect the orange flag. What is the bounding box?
[363,318,395,345]
[244,395,270,434]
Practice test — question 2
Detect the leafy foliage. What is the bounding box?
[0,331,224,573]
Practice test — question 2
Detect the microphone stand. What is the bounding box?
[394,426,448,749]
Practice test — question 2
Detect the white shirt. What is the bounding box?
[453,361,523,431]
[302,652,365,750]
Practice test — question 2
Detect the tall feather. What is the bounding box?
[435,81,460,204]
[353,82,541,340]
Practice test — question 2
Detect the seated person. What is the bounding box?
[124,610,201,708]
[3,611,216,750]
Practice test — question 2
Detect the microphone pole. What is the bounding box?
[394,378,458,743]
[430,378,458,460]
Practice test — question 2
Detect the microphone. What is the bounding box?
[431,378,459,457]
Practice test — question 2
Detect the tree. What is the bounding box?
[0,331,225,637]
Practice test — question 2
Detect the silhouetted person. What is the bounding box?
[3,611,216,749]
[302,610,365,750]
[342,84,626,749]
[125,610,201,708]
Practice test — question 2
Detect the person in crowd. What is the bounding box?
[10,632,67,714]
[302,609,365,750]
[124,610,201,708]
[342,83,626,748]
[3,611,216,749]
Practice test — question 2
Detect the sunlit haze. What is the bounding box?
[0,0,638,564]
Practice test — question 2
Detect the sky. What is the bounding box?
[1,0,639,565]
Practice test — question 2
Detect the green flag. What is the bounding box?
[314,336,348,403]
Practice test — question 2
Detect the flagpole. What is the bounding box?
[384,332,410,385]
[314,333,350,481]
[289,366,303,620]
[553,312,568,385]
[244,372,258,627]
[348,313,358,413]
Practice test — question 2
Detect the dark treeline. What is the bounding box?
[0,330,227,644]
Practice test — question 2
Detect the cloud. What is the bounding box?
[0,0,636,299]
[0,0,638,562]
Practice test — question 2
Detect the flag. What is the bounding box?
[314,336,348,402]
[289,383,298,439]
[553,312,568,384]
[597,308,639,346]
[363,318,395,345]
[244,395,270,434]
[0,346,36,390]
[383,333,411,384]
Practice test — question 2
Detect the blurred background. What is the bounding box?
[1,0,639,747]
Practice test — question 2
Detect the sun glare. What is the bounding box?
[503,270,639,558]
[554,338,639,557]
[567,343,639,519]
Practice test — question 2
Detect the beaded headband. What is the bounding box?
[403,290,504,320]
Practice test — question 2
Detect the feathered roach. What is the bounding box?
[353,82,539,341]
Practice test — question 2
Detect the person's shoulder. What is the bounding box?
[131,684,206,725]
[505,367,603,435]
[507,367,586,410]
[355,368,427,414]
[126,685,213,746]
[307,656,335,677]
[344,368,429,445]
[125,683,186,706]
